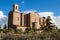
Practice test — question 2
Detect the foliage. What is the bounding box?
[0,24,1,29]
[32,27,37,32]
[16,29,22,34]
[3,24,7,29]
[57,29,60,33]
[0,31,60,40]
[41,16,57,32]
[25,27,32,34]
[3,28,15,33]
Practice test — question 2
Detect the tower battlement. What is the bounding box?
[13,4,19,12]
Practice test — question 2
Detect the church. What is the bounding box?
[8,4,46,32]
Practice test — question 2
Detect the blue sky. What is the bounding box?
[0,0,60,16]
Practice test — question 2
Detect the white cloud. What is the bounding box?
[21,1,25,4]
[23,10,37,13]
[0,11,7,18]
[54,16,60,28]
[0,11,8,28]
[39,12,54,18]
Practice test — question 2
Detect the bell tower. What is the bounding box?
[8,4,21,29]
[13,4,19,12]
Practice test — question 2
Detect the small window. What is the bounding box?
[17,17,19,21]
[35,18,36,22]
[16,6,17,9]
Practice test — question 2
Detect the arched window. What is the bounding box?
[16,6,17,9]
[17,17,19,21]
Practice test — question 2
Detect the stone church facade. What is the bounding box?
[8,4,46,32]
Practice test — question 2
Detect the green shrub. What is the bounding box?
[25,27,32,34]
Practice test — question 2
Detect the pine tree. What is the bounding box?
[46,16,57,30]
[46,16,52,28]
[3,24,7,29]
[0,25,1,29]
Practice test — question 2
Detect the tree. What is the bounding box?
[0,24,1,29]
[25,27,32,34]
[3,24,7,29]
[46,16,57,31]
[41,16,57,32]
[0,25,2,32]
[46,16,52,27]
